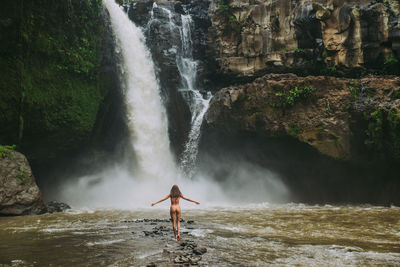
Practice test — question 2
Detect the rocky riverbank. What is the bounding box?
[116,219,209,266]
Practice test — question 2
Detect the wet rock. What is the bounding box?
[0,150,47,216]
[143,231,152,236]
[174,255,190,263]
[189,255,202,264]
[47,201,71,213]
[193,247,207,255]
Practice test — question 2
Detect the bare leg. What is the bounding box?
[176,208,181,241]
[170,209,177,239]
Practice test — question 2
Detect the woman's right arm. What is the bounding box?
[151,194,170,206]
[181,195,200,205]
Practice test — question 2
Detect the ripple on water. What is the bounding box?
[86,239,125,246]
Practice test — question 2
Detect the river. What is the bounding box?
[1,204,399,266]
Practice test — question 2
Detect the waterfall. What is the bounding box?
[177,14,212,179]
[104,0,176,181]
[57,1,288,208]
[149,5,212,178]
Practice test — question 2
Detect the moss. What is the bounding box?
[271,86,316,108]
[387,108,400,161]
[364,108,400,162]
[0,0,108,160]
[289,124,303,138]
[348,83,360,99]
[365,109,384,153]
[0,145,16,159]
[383,52,400,75]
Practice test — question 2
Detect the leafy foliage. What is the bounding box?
[0,0,107,157]
[271,87,316,108]
[217,0,242,36]
[0,144,16,159]
[364,108,400,161]
[348,83,360,99]
[383,53,400,75]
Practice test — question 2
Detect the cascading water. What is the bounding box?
[104,0,176,181]
[148,5,212,178]
[177,15,212,179]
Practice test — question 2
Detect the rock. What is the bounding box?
[143,231,153,236]
[0,150,47,216]
[193,247,207,255]
[47,201,71,213]
[174,255,190,263]
[189,255,202,263]
[208,0,400,77]
[204,73,400,161]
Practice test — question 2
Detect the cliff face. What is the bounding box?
[200,0,400,204]
[205,73,400,162]
[204,0,400,164]
[208,0,400,78]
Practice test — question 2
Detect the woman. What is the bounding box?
[151,185,200,240]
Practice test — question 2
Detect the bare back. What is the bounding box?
[170,197,181,213]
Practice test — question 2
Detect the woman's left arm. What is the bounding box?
[181,195,200,205]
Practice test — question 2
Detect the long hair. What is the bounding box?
[170,184,182,198]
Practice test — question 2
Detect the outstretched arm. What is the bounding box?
[181,195,200,205]
[151,194,170,206]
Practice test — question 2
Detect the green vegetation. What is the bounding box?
[271,87,316,108]
[0,145,16,159]
[320,65,337,75]
[387,109,400,160]
[16,170,29,186]
[348,83,360,99]
[364,108,400,161]
[383,52,400,75]
[217,0,242,36]
[0,0,108,160]
[316,124,326,131]
[325,99,331,113]
[365,109,384,153]
[289,124,303,138]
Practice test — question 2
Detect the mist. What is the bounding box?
[54,154,289,209]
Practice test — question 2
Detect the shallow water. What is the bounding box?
[1,204,399,266]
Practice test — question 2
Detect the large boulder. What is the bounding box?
[0,149,47,216]
[204,73,400,162]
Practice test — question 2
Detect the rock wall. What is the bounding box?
[209,0,400,78]
[0,149,47,216]
[205,73,400,162]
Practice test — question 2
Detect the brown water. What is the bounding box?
[1,204,399,266]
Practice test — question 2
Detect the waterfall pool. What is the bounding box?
[1,204,399,266]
